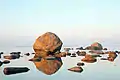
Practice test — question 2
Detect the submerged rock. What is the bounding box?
[81,54,97,63]
[68,67,83,73]
[33,32,63,57]
[33,57,63,75]
[3,67,30,75]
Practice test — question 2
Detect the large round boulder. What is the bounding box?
[33,32,63,57]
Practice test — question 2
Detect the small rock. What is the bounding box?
[3,60,10,64]
[3,67,30,75]
[77,62,85,66]
[103,48,108,50]
[32,53,35,54]
[81,54,97,63]
[24,53,30,56]
[4,56,15,60]
[70,55,76,57]
[68,67,83,73]
[66,53,71,56]
[76,51,86,56]
[72,53,76,56]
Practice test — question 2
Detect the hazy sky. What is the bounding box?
[0,0,120,47]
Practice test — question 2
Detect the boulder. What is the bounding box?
[33,32,63,57]
[68,67,83,73]
[81,54,97,63]
[85,42,103,50]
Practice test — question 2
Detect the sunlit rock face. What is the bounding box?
[33,32,63,57]
[33,56,63,75]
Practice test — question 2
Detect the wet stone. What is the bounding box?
[3,67,30,75]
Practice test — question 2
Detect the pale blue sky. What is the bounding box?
[0,0,120,47]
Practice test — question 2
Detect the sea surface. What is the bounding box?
[0,46,120,80]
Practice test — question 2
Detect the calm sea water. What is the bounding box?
[0,46,120,80]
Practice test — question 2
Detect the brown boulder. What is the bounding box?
[85,42,103,50]
[81,54,97,63]
[33,32,63,57]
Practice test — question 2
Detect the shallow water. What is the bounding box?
[1,47,120,80]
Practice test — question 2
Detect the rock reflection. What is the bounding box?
[33,56,63,75]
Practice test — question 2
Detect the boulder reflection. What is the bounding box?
[33,56,63,75]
